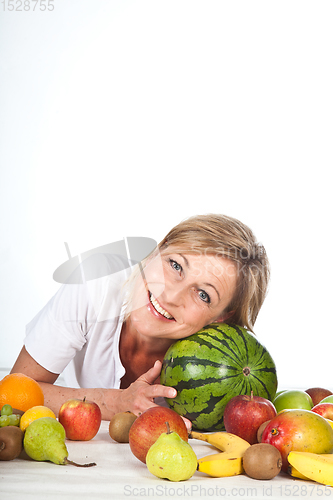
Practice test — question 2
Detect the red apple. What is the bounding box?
[305,387,333,406]
[128,406,188,463]
[261,409,333,472]
[58,397,102,441]
[223,392,277,445]
[312,402,333,421]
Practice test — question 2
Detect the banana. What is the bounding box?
[288,465,311,481]
[189,430,251,478]
[197,454,244,477]
[190,430,251,453]
[288,451,333,486]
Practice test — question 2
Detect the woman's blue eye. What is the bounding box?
[170,259,182,272]
[199,290,210,303]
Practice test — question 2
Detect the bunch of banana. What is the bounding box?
[288,451,333,486]
[189,430,251,478]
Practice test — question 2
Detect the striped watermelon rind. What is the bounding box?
[160,323,278,431]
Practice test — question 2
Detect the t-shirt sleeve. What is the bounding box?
[24,281,99,374]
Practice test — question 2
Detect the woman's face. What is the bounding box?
[129,248,238,341]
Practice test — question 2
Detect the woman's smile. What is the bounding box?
[148,291,175,320]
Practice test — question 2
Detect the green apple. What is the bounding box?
[274,390,287,398]
[273,390,313,413]
[318,395,333,405]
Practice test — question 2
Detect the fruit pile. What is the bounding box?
[2,328,333,489]
[114,385,333,485]
[0,373,100,466]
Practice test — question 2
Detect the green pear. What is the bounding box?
[23,417,96,467]
[146,422,197,481]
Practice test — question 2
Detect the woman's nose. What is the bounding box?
[162,282,185,306]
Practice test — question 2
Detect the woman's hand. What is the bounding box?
[113,360,192,430]
[117,360,176,412]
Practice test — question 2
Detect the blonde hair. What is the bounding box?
[124,214,270,332]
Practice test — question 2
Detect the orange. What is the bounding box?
[0,373,44,413]
[20,405,56,432]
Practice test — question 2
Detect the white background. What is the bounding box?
[0,0,332,391]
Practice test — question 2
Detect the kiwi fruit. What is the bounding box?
[0,426,24,461]
[109,411,137,443]
[257,420,271,443]
[243,443,282,480]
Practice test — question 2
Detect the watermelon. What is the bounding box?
[160,323,278,431]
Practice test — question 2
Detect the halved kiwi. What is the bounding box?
[257,420,271,443]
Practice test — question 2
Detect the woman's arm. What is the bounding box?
[10,347,178,422]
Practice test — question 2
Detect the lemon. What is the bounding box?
[20,405,56,432]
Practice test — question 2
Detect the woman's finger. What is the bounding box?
[143,382,177,400]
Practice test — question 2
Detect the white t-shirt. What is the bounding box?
[24,264,132,389]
